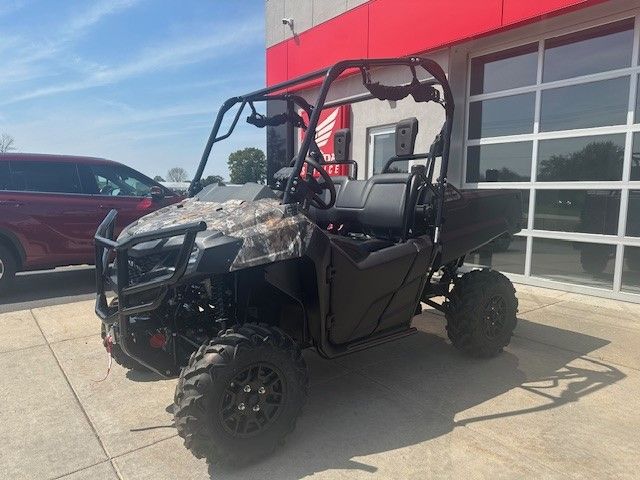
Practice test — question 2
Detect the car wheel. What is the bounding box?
[173,323,308,465]
[444,269,518,358]
[0,244,17,294]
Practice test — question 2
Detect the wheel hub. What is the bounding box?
[0,258,4,280]
[219,363,285,438]
[483,295,506,340]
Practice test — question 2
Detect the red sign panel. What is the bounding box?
[299,104,351,177]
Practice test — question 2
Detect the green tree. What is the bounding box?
[201,175,225,187]
[153,175,165,182]
[227,147,266,184]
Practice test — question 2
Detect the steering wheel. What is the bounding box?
[301,157,336,210]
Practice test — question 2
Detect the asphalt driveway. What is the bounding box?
[1,283,638,479]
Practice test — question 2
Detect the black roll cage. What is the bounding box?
[189,56,454,244]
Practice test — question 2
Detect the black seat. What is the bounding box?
[310,173,413,240]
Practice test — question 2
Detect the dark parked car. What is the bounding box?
[0,153,180,292]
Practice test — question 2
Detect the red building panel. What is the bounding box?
[502,0,601,26]
[368,0,503,57]
[266,41,287,86]
[266,0,608,86]
[286,5,369,80]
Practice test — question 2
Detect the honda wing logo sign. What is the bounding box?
[299,105,351,176]
[315,108,339,148]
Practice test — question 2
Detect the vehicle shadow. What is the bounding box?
[208,316,624,479]
[0,266,95,312]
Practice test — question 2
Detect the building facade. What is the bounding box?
[264,0,640,302]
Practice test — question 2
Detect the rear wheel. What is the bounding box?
[580,245,610,275]
[173,323,308,465]
[0,244,17,294]
[445,269,518,358]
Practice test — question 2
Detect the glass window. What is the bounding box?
[534,190,620,235]
[470,43,538,95]
[0,161,11,190]
[10,161,81,194]
[540,76,629,132]
[466,235,527,274]
[631,133,640,181]
[370,130,406,175]
[627,190,640,237]
[466,142,532,182]
[531,238,615,289]
[543,19,634,83]
[622,246,640,294]
[468,93,535,139]
[521,189,531,224]
[636,76,640,125]
[89,165,154,197]
[537,134,625,182]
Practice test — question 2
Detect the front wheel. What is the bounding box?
[173,323,308,465]
[445,269,518,358]
[0,244,17,294]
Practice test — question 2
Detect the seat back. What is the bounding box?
[310,173,412,239]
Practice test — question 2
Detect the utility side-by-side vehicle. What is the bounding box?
[94,57,522,465]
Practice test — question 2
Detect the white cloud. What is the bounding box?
[2,17,262,105]
[0,0,29,18]
[0,0,143,86]
[66,0,142,38]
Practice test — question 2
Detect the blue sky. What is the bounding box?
[0,0,266,180]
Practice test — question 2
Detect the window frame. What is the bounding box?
[462,13,640,298]
[366,124,396,178]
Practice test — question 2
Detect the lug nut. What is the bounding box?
[243,385,251,393]
[237,403,246,411]
[252,405,260,412]
[258,386,266,394]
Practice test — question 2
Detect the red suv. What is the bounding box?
[0,153,181,292]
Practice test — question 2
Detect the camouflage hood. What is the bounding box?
[120,197,317,271]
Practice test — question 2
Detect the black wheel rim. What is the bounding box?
[219,362,286,438]
[483,295,506,340]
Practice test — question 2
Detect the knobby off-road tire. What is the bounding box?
[445,269,518,358]
[0,244,17,294]
[100,323,149,372]
[173,323,308,465]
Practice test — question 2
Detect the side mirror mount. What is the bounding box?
[149,185,164,201]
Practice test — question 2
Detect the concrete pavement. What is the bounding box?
[0,284,639,479]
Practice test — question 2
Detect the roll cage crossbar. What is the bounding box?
[189,57,454,243]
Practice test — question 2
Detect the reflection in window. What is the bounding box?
[534,190,620,235]
[631,133,640,181]
[540,77,629,132]
[466,142,532,182]
[0,161,10,190]
[627,190,640,237]
[468,93,535,139]
[537,134,625,182]
[466,235,527,274]
[470,43,538,95]
[521,190,531,223]
[543,19,634,82]
[622,246,640,294]
[10,161,82,194]
[372,132,407,175]
[531,238,615,289]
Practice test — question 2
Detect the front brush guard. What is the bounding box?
[94,209,206,376]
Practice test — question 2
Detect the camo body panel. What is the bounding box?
[120,198,316,270]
